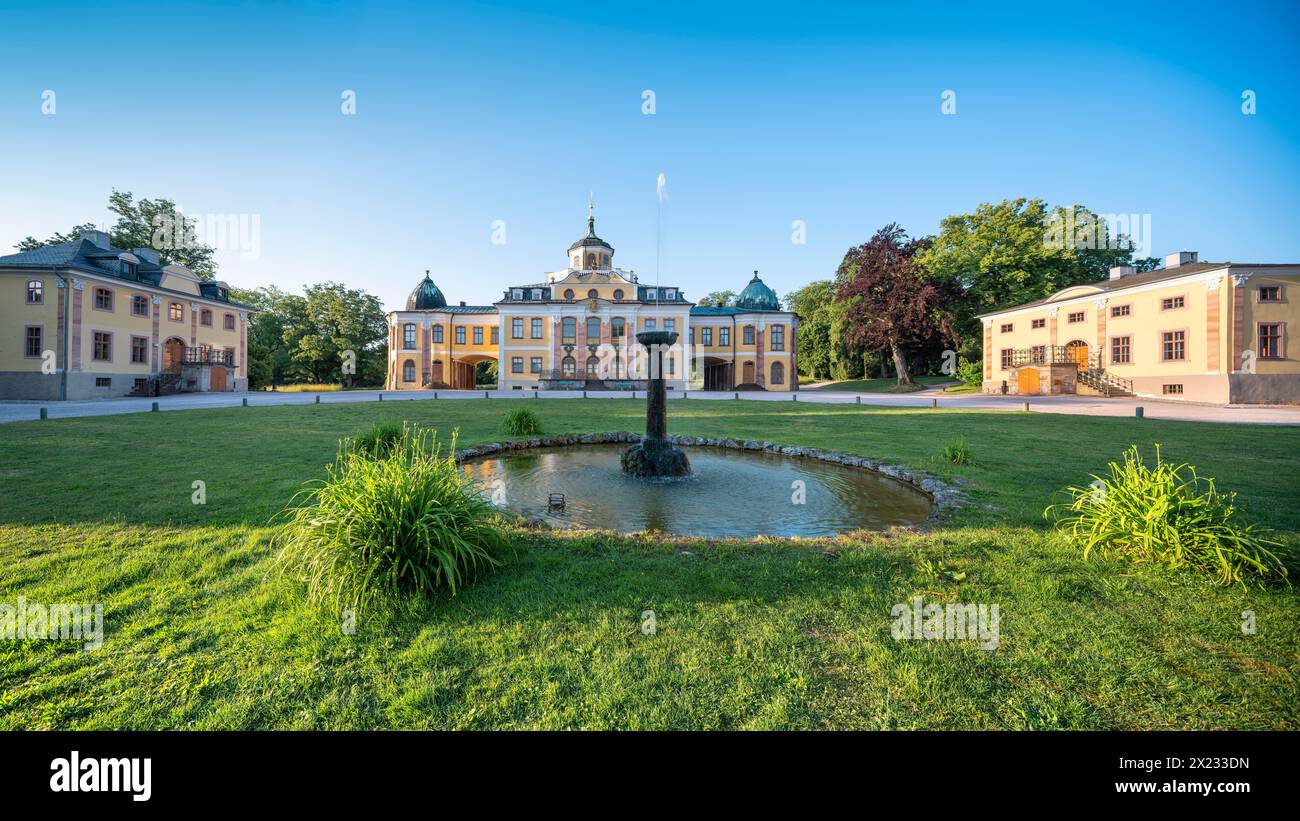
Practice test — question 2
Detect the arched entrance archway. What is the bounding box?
[1064,340,1090,372]
[162,338,185,373]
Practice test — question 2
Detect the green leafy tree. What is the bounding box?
[696,290,736,307]
[230,286,309,387]
[919,198,1144,341]
[18,189,218,279]
[784,281,835,380]
[292,283,387,386]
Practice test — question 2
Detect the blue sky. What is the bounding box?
[1,0,1297,310]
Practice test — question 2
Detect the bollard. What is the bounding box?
[734,392,739,400]
[856,395,861,405]
[534,390,539,399]
[1135,406,1144,419]
[152,402,159,412]
[39,407,48,420]
[583,390,587,399]
[931,398,937,408]
[315,395,320,404]
[242,397,248,407]
[631,390,636,400]
[378,393,383,401]
[1023,401,1029,412]
[485,390,490,399]
[792,393,797,401]
[434,392,438,400]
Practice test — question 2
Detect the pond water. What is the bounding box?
[463,444,933,538]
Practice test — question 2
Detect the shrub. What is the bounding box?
[940,439,974,465]
[501,406,542,436]
[267,383,343,393]
[956,358,982,388]
[276,423,507,611]
[348,420,404,457]
[1045,445,1287,587]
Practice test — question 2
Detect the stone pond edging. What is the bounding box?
[454,431,968,518]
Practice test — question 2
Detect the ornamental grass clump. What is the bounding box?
[276,423,507,611]
[347,420,404,457]
[501,406,542,436]
[1045,445,1287,587]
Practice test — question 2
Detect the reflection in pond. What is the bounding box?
[464,445,932,538]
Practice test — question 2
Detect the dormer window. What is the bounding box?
[512,289,523,300]
[531,289,542,300]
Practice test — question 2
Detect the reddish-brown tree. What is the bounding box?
[835,223,958,387]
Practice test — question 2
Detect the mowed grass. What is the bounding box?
[0,399,1297,729]
[813,375,956,393]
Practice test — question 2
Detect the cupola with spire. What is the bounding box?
[567,196,614,270]
[406,270,447,310]
[736,271,780,311]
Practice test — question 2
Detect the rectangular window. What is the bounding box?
[169,302,183,321]
[743,326,754,345]
[531,289,542,300]
[133,378,148,392]
[1161,330,1186,361]
[701,327,713,346]
[666,357,675,375]
[770,325,785,351]
[512,289,523,300]
[201,310,213,326]
[1259,323,1283,359]
[491,327,499,345]
[27,280,43,304]
[94,287,113,311]
[666,289,676,300]
[1031,318,1046,329]
[719,327,730,346]
[95,377,111,388]
[1161,295,1186,310]
[473,327,484,345]
[1000,323,1013,333]
[511,356,523,373]
[1111,335,1131,364]
[25,326,42,358]
[687,327,694,344]
[1110,304,1131,318]
[512,318,524,338]
[403,324,416,349]
[130,335,148,364]
[432,325,444,343]
[562,317,576,340]
[455,326,466,345]
[664,318,675,332]
[132,295,150,317]
[1067,311,1085,323]
[1162,384,1184,395]
[530,357,542,374]
[1000,348,1013,370]
[531,318,543,338]
[93,331,112,362]
[1030,344,1046,364]
[644,318,656,330]
[224,313,236,330]
[1258,286,1282,302]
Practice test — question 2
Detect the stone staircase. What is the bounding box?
[1077,367,1133,397]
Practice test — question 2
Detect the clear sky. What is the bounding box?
[1,0,1297,310]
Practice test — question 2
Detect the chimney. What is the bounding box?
[133,247,161,264]
[80,229,112,249]
[1164,250,1198,268]
[1109,265,1136,281]
[459,300,466,307]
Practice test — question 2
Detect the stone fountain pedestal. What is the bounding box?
[621,330,691,478]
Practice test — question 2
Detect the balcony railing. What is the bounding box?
[182,347,235,366]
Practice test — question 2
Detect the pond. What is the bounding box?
[463,444,933,538]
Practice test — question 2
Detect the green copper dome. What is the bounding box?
[736,271,780,311]
[406,272,447,310]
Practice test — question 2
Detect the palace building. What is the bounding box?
[385,207,798,392]
[979,251,1299,404]
[0,231,252,400]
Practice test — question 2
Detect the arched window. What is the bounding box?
[584,254,595,268]
[26,280,43,304]
[562,316,576,340]
[611,317,625,338]
[572,255,580,268]
[561,355,576,376]
[587,288,598,299]
[771,361,784,385]
[586,355,599,376]
[402,360,416,382]
[586,316,600,339]
[563,288,575,300]
[601,254,609,267]
[613,289,624,300]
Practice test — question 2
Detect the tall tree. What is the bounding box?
[292,283,387,385]
[696,290,737,308]
[229,285,309,387]
[835,224,957,388]
[918,198,1146,341]
[17,189,218,279]
[784,281,835,380]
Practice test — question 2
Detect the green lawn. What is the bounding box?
[1,399,1297,729]
[812,375,957,393]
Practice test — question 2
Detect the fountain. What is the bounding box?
[620,330,691,478]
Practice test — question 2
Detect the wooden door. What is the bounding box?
[210,366,228,392]
[1066,342,1089,372]
[1017,367,1039,395]
[163,339,184,373]
[742,361,755,384]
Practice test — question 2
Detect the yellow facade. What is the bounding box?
[980,255,1299,404]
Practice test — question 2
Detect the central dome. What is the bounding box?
[406,272,447,310]
[736,271,780,311]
